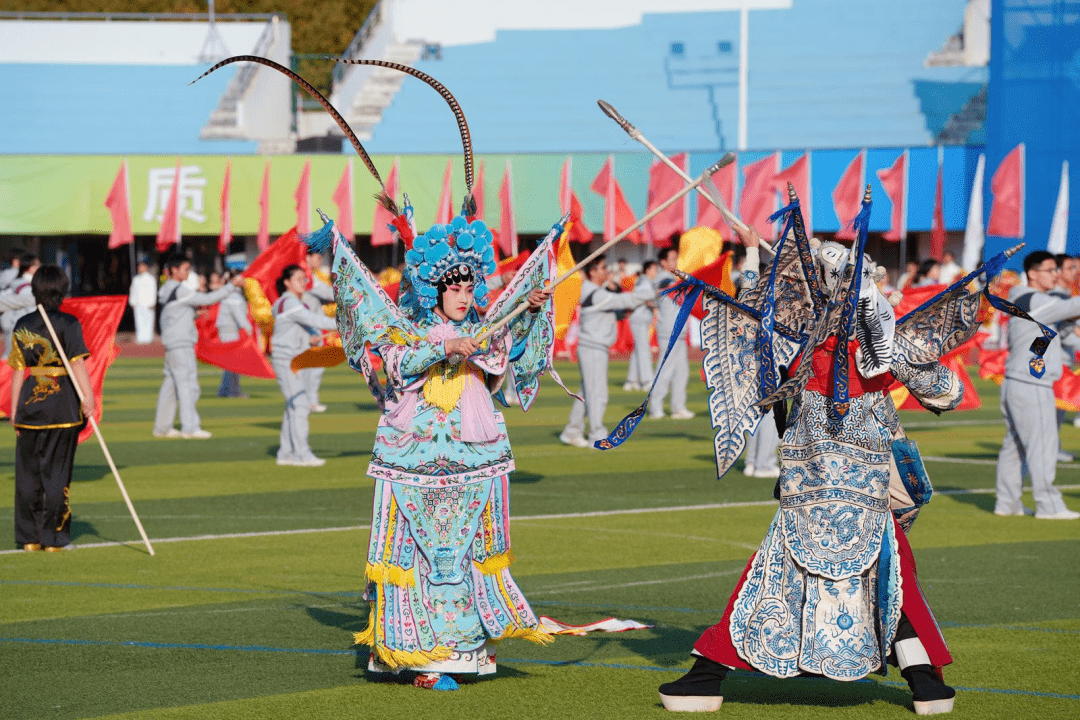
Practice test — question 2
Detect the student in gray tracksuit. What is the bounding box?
[302,250,335,413]
[215,271,253,398]
[273,264,338,467]
[1,254,40,361]
[560,255,645,447]
[996,251,1080,520]
[650,247,694,420]
[153,257,238,439]
[624,261,658,392]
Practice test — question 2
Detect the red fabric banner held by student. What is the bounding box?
[195,305,275,380]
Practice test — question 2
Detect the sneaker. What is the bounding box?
[649,411,666,420]
[743,465,755,477]
[558,431,590,448]
[671,409,696,420]
[659,656,728,712]
[152,428,183,439]
[1034,509,1080,520]
[902,664,956,715]
[993,507,1034,517]
[752,466,781,479]
[21,543,42,552]
[622,381,639,392]
[294,455,327,467]
[180,429,212,439]
[311,403,328,413]
[276,456,299,466]
[1057,450,1074,463]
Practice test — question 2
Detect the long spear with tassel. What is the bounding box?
[473,155,735,344]
[35,305,155,556]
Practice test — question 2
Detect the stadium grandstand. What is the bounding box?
[2,0,1074,307]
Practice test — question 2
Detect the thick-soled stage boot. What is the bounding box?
[659,655,728,712]
[902,665,956,715]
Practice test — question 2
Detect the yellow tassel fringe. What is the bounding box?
[492,625,555,646]
[473,549,516,575]
[365,562,415,587]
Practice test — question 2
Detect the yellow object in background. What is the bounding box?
[676,226,725,275]
[553,226,582,341]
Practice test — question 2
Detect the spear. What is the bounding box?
[596,99,776,253]
[473,155,735,343]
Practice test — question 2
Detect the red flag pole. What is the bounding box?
[35,305,154,556]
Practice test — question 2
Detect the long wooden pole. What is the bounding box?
[474,156,733,343]
[35,305,155,556]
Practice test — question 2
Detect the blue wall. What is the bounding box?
[984,0,1079,260]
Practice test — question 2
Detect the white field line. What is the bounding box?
[529,570,742,596]
[4,483,1078,557]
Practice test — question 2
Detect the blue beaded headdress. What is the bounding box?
[405,215,497,310]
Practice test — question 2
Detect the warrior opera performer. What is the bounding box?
[599,185,1051,715]
[194,55,646,691]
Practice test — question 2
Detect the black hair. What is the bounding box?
[164,255,190,273]
[19,253,39,271]
[276,264,305,296]
[1024,250,1056,275]
[913,258,939,284]
[10,247,24,262]
[658,246,679,264]
[642,260,658,274]
[1054,253,1071,267]
[584,254,607,280]
[31,265,69,310]
[435,263,475,311]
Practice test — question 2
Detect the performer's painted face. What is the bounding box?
[439,280,474,321]
[816,242,849,296]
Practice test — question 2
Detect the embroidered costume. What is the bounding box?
[307,210,564,678]
[611,185,1046,714]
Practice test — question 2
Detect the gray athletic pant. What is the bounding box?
[996,379,1071,515]
[651,329,689,415]
[304,367,325,407]
[744,410,780,471]
[564,344,610,443]
[626,319,653,386]
[154,347,202,434]
[275,356,314,461]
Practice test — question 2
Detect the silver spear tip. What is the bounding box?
[787,182,798,202]
[707,152,737,176]
[1004,242,1026,258]
[863,183,872,203]
[597,99,635,134]
[317,208,331,224]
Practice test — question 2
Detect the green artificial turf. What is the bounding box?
[0,359,1077,719]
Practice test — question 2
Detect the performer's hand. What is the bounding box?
[80,397,94,419]
[308,334,321,346]
[526,287,550,312]
[734,223,762,248]
[445,336,480,358]
[231,275,245,287]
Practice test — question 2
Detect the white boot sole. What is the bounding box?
[914,697,954,715]
[659,694,723,712]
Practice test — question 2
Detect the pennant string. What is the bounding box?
[595,285,702,450]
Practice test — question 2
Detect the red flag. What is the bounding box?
[331,159,355,241]
[497,159,518,256]
[646,153,689,247]
[690,251,734,320]
[105,160,134,249]
[832,150,865,240]
[988,143,1025,238]
[0,296,127,444]
[435,159,454,225]
[294,160,312,235]
[697,158,737,239]
[257,160,271,251]
[771,153,812,238]
[195,305,275,380]
[155,158,182,252]
[875,150,908,242]
[591,155,642,243]
[244,227,310,307]
[739,153,779,240]
[218,160,233,254]
[371,159,400,247]
[931,154,946,260]
[560,157,594,244]
[474,159,486,220]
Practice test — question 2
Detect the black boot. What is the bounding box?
[659,655,728,712]
[902,664,956,715]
